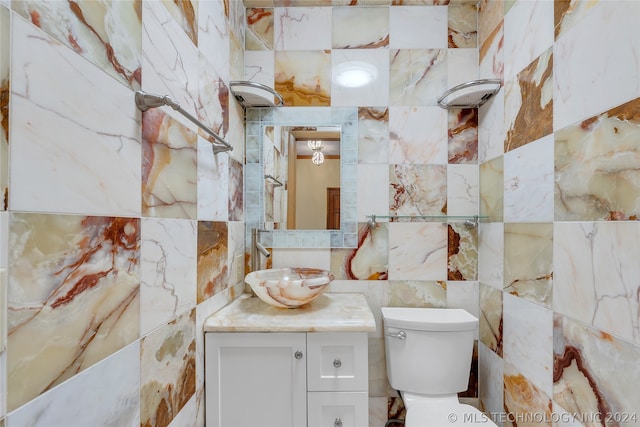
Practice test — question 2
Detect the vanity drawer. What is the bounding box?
[306,332,368,391]
[308,392,368,427]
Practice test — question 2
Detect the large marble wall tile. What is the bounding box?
[446,281,480,321]
[388,280,446,307]
[504,134,554,223]
[389,106,448,164]
[331,49,389,107]
[358,107,389,164]
[198,0,230,83]
[244,50,276,89]
[503,0,553,82]
[555,97,640,221]
[479,341,503,420]
[390,49,447,106]
[228,158,244,222]
[504,223,552,308]
[553,1,640,131]
[447,164,478,216]
[448,2,477,48]
[275,50,331,106]
[447,48,479,89]
[389,6,447,49]
[7,213,140,411]
[447,223,477,281]
[227,221,245,287]
[389,164,447,217]
[140,218,197,336]
[0,4,7,211]
[554,0,601,41]
[477,222,503,290]
[246,8,274,50]
[388,222,447,281]
[197,54,229,146]
[7,341,140,426]
[554,221,640,345]
[554,314,640,426]
[448,108,478,164]
[358,165,389,223]
[332,7,389,49]
[198,137,230,221]
[142,109,198,220]
[479,156,503,221]
[10,18,141,217]
[478,89,505,163]
[479,283,502,357]
[12,1,142,90]
[477,0,503,48]
[503,294,553,397]
[274,7,331,50]
[504,49,553,153]
[197,221,229,303]
[142,0,198,123]
[140,309,196,427]
[342,222,388,280]
[160,0,198,46]
[503,361,552,427]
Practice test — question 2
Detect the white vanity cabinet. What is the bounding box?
[203,293,376,427]
[205,331,369,427]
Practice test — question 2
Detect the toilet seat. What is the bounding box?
[402,394,497,427]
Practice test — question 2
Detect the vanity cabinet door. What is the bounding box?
[306,332,368,392]
[307,391,369,427]
[205,332,307,427]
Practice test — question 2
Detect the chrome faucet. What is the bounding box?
[250,228,271,273]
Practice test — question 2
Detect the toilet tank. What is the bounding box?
[381,307,478,395]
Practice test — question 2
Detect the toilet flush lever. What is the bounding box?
[386,330,406,340]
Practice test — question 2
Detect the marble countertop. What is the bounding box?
[203,293,377,332]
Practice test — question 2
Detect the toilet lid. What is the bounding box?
[405,403,498,427]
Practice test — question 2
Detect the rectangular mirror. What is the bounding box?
[245,107,358,248]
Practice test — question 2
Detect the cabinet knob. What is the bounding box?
[334,418,343,427]
[333,358,342,368]
[294,350,303,359]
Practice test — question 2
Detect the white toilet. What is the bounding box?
[381,307,497,426]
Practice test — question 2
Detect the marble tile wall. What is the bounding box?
[478,1,640,426]
[0,1,245,426]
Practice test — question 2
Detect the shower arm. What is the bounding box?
[134,90,233,154]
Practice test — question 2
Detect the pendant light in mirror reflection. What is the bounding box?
[307,140,325,166]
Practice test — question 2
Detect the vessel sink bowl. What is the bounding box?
[245,268,334,308]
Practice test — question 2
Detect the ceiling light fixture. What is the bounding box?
[307,140,324,166]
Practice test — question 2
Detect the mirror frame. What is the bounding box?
[245,107,358,248]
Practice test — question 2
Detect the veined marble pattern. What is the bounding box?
[197,54,228,145]
[504,49,553,153]
[0,4,8,211]
[344,222,388,280]
[447,164,479,217]
[331,49,390,107]
[388,222,447,281]
[554,0,601,41]
[446,281,480,322]
[447,223,477,281]
[447,48,479,89]
[140,218,197,336]
[553,314,640,427]
[448,108,478,164]
[244,50,275,93]
[7,213,140,411]
[555,97,640,221]
[10,17,141,217]
[275,50,331,106]
[246,8,274,50]
[553,1,640,132]
[478,89,505,163]
[160,0,198,46]
[332,7,389,49]
[448,2,477,48]
[229,158,244,222]
[274,7,331,50]
[198,0,230,83]
[142,109,198,220]
[477,0,503,47]
[503,0,553,82]
[554,222,640,345]
[390,164,447,217]
[479,342,504,419]
[477,222,503,290]
[389,6,447,49]
[503,361,552,427]
[389,106,448,165]
[479,283,502,357]
[479,155,503,221]
[503,294,553,397]
[7,341,140,426]
[388,280,446,307]
[504,223,553,308]
[390,49,447,106]
[358,107,389,164]
[12,0,142,90]
[504,134,554,223]
[197,221,229,303]
[142,0,198,124]
[141,308,196,427]
[478,22,503,83]
[198,137,230,221]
